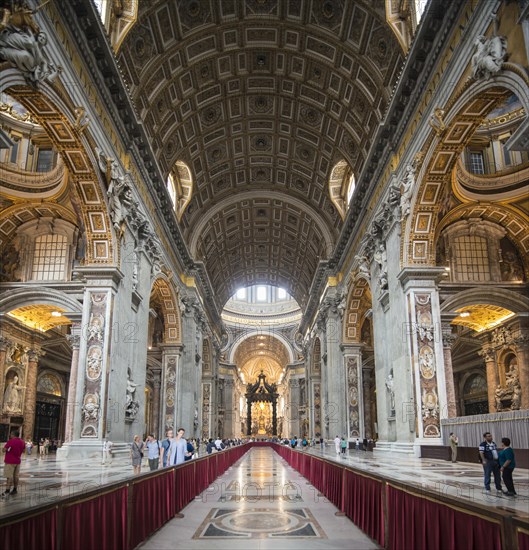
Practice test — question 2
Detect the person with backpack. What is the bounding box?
[145,434,161,471]
[161,428,174,467]
[478,431,503,496]
[341,437,348,456]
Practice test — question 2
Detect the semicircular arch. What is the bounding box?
[405,67,529,267]
[1,69,116,265]
[150,275,182,345]
[343,277,371,343]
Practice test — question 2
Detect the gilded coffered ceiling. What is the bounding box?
[118,0,404,308]
[234,334,290,370]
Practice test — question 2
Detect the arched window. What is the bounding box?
[32,234,68,281]
[167,173,177,208]
[329,160,355,220]
[167,161,193,221]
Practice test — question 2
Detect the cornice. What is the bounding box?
[59,0,222,328]
[330,0,467,271]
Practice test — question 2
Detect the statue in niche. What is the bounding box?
[494,356,521,411]
[399,164,415,220]
[0,2,58,85]
[385,370,395,417]
[373,242,388,291]
[125,368,140,420]
[472,35,507,80]
[3,373,25,414]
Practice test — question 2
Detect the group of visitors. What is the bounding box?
[22,437,55,458]
[478,431,517,497]
[333,435,372,455]
[128,430,242,475]
[448,431,517,497]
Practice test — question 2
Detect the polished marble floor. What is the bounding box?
[140,447,377,549]
[0,443,527,525]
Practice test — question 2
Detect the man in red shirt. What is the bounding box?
[2,429,25,496]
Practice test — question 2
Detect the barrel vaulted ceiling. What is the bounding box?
[118,0,405,308]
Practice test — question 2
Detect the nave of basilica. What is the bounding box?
[0,0,528,548]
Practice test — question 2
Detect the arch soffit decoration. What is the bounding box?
[405,69,529,267]
[0,286,83,314]
[229,331,294,365]
[435,203,529,275]
[440,287,529,316]
[1,70,116,265]
[118,3,404,309]
[343,276,371,343]
[0,202,79,250]
[189,191,336,309]
[150,275,182,344]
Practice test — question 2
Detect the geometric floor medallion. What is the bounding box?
[193,508,326,539]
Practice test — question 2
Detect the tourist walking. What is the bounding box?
[39,438,45,457]
[340,437,347,456]
[130,435,144,475]
[363,437,368,452]
[449,432,459,463]
[2,430,25,496]
[334,435,341,455]
[145,434,161,471]
[169,428,187,466]
[161,429,174,467]
[102,438,113,465]
[499,437,517,496]
[479,432,502,495]
[25,439,33,456]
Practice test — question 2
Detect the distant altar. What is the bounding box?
[245,371,278,437]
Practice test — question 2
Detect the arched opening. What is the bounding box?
[328,160,355,220]
[167,160,193,221]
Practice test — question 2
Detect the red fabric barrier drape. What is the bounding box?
[129,471,175,549]
[62,487,127,550]
[299,452,311,478]
[322,461,343,509]
[344,469,384,547]
[519,530,529,550]
[0,508,57,550]
[387,485,501,550]
[309,457,324,492]
[208,453,218,482]
[195,458,210,492]
[174,461,197,512]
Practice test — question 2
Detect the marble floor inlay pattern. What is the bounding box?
[193,507,324,539]
[140,447,376,549]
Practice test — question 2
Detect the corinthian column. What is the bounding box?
[479,344,498,413]
[22,348,42,440]
[64,323,82,443]
[441,322,457,418]
[0,336,13,411]
[362,369,373,439]
[152,370,162,437]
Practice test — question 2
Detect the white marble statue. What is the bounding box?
[125,368,140,419]
[400,164,415,220]
[355,254,371,279]
[3,374,25,414]
[373,242,388,290]
[385,372,395,416]
[471,35,507,80]
[0,25,58,85]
